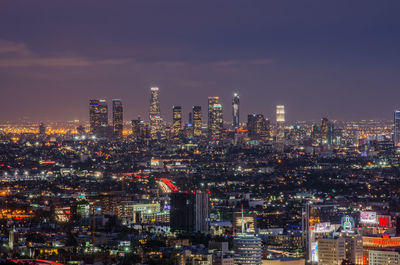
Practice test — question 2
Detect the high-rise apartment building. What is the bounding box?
[208,97,223,139]
[193,106,202,137]
[172,106,182,139]
[232,92,240,130]
[89,99,108,136]
[395,110,400,147]
[149,87,164,140]
[112,99,123,137]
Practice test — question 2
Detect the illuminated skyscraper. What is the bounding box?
[276,105,285,123]
[247,114,270,141]
[112,99,123,137]
[172,106,182,139]
[276,105,285,143]
[149,87,164,140]
[395,110,400,147]
[89,99,108,135]
[232,92,240,129]
[193,106,202,137]
[321,117,329,143]
[131,116,143,140]
[208,97,223,139]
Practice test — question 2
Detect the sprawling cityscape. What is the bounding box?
[0,86,400,265]
[2,1,400,265]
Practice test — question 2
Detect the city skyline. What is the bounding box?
[1,1,400,122]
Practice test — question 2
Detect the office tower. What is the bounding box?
[276,105,285,143]
[193,106,202,137]
[247,114,270,141]
[233,207,262,265]
[327,122,335,145]
[149,87,164,140]
[311,124,320,143]
[395,110,400,146]
[317,236,346,265]
[170,191,209,233]
[112,99,123,137]
[321,117,329,143]
[208,97,223,139]
[188,112,193,125]
[89,99,108,136]
[131,116,141,140]
[172,106,182,139]
[39,122,46,135]
[232,92,240,130]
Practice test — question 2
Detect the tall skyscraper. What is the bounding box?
[172,106,182,139]
[170,191,209,233]
[89,99,108,136]
[276,105,285,143]
[232,92,240,130]
[247,114,270,141]
[395,110,400,147]
[112,99,123,137]
[208,97,223,139]
[188,112,193,125]
[193,106,202,137]
[327,122,335,145]
[321,117,329,143]
[149,87,164,140]
[131,116,143,140]
[276,105,285,123]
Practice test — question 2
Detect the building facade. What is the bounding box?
[112,99,123,137]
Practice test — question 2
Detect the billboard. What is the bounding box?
[377,215,391,228]
[314,222,331,233]
[341,215,355,232]
[311,242,318,262]
[360,211,377,224]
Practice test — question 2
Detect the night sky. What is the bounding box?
[1,1,400,123]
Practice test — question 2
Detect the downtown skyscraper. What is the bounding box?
[192,106,202,137]
[395,110,400,147]
[276,105,285,143]
[172,106,182,139]
[247,114,270,141]
[149,87,164,140]
[208,97,223,140]
[89,99,108,136]
[232,92,240,130]
[112,99,123,137]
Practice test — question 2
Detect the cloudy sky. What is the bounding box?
[1,0,400,122]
